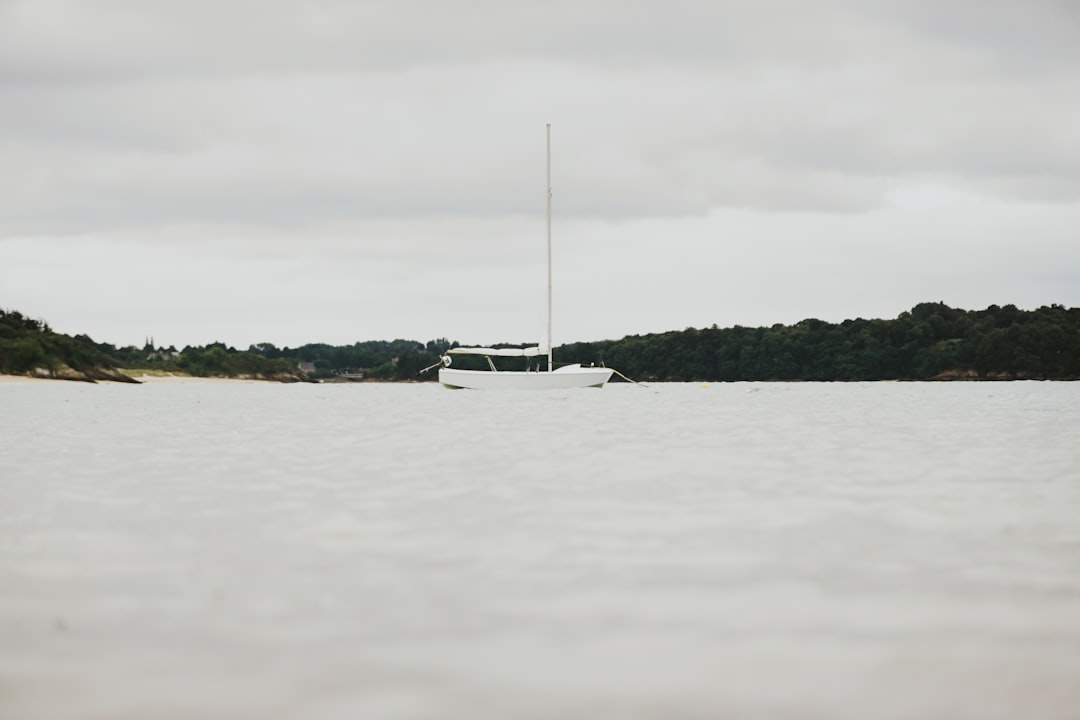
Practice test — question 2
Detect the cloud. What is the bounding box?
[1,0,1078,346]
[3,0,1078,231]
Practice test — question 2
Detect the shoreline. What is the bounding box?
[129,373,266,384]
[3,373,1074,385]
[0,372,269,385]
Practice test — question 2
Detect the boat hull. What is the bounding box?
[439,365,613,390]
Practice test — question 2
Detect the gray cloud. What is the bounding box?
[2,0,1078,346]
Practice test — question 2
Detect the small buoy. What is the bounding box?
[701,382,710,388]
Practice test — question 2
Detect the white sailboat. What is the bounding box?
[438,125,613,390]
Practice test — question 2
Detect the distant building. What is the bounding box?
[297,362,317,373]
[144,337,180,361]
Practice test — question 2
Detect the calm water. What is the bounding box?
[2,381,1079,719]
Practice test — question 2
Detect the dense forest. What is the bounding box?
[0,309,300,382]
[3,302,1079,382]
[0,309,137,382]
[257,301,1078,382]
[563,302,1080,381]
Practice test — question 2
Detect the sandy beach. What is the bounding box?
[126,372,262,384]
[0,374,50,384]
[0,372,261,384]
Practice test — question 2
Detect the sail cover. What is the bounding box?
[447,347,545,357]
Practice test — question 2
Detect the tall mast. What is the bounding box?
[546,123,553,372]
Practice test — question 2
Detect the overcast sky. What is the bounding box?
[2,0,1079,349]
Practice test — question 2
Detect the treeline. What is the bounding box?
[4,302,1078,383]
[246,302,1080,382]
[162,344,299,379]
[244,339,454,380]
[75,337,303,381]
[67,332,446,381]
[0,305,445,382]
[1,309,303,381]
[0,309,136,382]
[559,303,1080,381]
